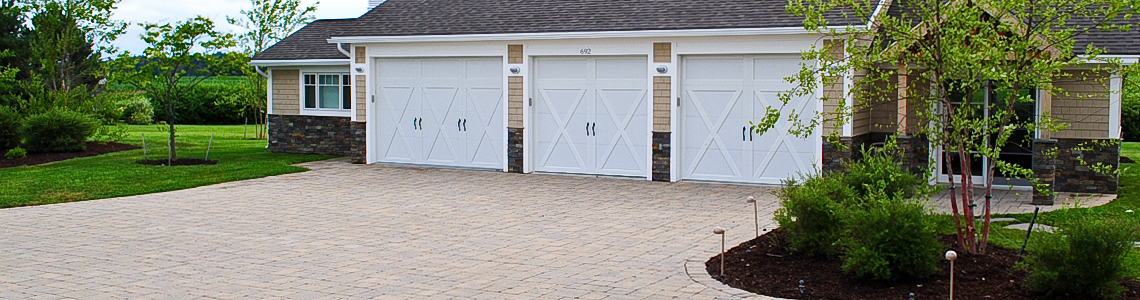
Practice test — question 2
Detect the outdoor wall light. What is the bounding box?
[355,67,364,73]
[656,65,668,73]
[510,66,521,74]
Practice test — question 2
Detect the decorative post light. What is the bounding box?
[946,250,958,300]
[714,226,726,277]
[746,196,758,239]
[798,280,804,294]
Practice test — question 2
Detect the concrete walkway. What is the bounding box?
[0,159,1116,299]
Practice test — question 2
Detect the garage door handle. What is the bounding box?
[586,122,590,136]
[743,126,747,141]
[750,127,754,141]
[463,119,467,131]
[591,123,596,136]
[458,119,462,131]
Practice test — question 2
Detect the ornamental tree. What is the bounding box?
[766,0,1138,254]
[117,16,234,164]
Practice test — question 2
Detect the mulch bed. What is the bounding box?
[707,229,1140,300]
[137,158,217,166]
[0,142,140,169]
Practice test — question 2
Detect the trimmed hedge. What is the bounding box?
[20,109,98,153]
[0,105,20,151]
[151,78,248,125]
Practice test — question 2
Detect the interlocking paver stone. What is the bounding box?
[0,158,1114,299]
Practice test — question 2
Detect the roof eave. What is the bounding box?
[327,26,865,44]
[250,59,352,67]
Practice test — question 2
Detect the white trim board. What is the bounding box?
[329,27,861,44]
[251,59,351,67]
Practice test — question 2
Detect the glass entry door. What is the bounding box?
[936,84,1036,187]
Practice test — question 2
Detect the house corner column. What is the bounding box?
[507,45,525,173]
[1032,139,1058,205]
[352,46,369,164]
[652,42,673,182]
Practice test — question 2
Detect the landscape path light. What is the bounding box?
[746,196,758,238]
[946,250,958,300]
[713,226,726,277]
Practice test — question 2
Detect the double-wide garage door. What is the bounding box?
[375,57,504,169]
[680,54,819,184]
[532,57,649,177]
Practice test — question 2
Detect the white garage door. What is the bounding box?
[680,55,819,184]
[533,56,649,177]
[375,57,504,169]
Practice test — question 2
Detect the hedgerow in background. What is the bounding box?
[20,108,97,152]
[118,94,152,124]
[1024,210,1140,299]
[0,105,20,151]
[1124,75,1139,142]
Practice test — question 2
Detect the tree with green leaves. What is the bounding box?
[0,0,28,108]
[773,0,1137,254]
[117,16,234,164]
[224,0,317,140]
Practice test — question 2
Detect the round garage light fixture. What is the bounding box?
[355,67,364,73]
[656,65,668,73]
[510,66,521,74]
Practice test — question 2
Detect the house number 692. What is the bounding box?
[579,48,592,55]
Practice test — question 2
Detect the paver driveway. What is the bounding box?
[0,159,776,299]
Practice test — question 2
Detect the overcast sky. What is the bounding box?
[112,0,370,54]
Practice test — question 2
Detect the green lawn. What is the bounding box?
[0,125,336,208]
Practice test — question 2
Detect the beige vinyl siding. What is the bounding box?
[868,72,898,132]
[508,76,524,128]
[272,70,300,115]
[653,76,671,132]
[822,40,844,136]
[355,75,367,120]
[851,69,871,136]
[1052,71,1110,139]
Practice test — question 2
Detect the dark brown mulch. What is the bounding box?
[137,158,217,166]
[707,229,1140,300]
[0,142,140,169]
[1122,156,1136,164]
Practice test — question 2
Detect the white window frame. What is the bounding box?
[301,72,353,117]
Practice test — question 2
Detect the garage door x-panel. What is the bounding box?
[681,55,817,184]
[375,58,504,169]
[533,57,648,177]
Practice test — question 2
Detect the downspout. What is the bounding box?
[254,65,269,78]
[336,43,352,57]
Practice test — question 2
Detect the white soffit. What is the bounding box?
[327,26,862,44]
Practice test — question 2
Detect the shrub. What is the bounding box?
[774,173,856,256]
[90,123,128,144]
[20,109,98,153]
[118,95,153,125]
[839,191,941,281]
[1024,211,1140,299]
[0,105,20,151]
[1124,76,1139,142]
[150,78,247,125]
[844,146,929,200]
[4,146,25,159]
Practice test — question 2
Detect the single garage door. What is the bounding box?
[680,54,818,184]
[532,56,649,177]
[375,57,504,169]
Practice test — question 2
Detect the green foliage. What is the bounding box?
[775,147,940,281]
[774,173,855,256]
[164,78,250,125]
[20,108,97,152]
[28,1,101,94]
[1024,211,1140,299]
[227,0,317,54]
[0,105,21,150]
[118,94,152,125]
[839,191,942,281]
[1124,75,1139,142]
[845,146,930,201]
[4,145,24,159]
[90,123,126,144]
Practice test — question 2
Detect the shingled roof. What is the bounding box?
[252,19,354,61]
[332,0,863,38]
[254,0,1139,61]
